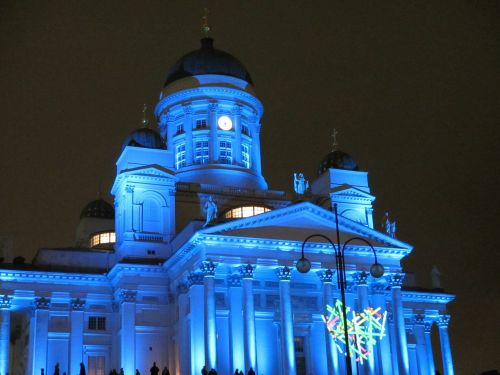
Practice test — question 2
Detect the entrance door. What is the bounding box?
[294,336,306,375]
[88,356,105,375]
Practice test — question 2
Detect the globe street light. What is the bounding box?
[296,203,384,375]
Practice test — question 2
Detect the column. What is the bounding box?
[438,315,454,375]
[33,297,50,375]
[424,322,436,374]
[389,273,409,374]
[227,275,244,372]
[412,315,429,375]
[275,266,296,375]
[232,105,242,165]
[183,104,194,165]
[354,271,375,374]
[250,117,262,174]
[240,264,257,374]
[70,298,85,375]
[317,270,339,374]
[201,261,217,371]
[187,273,205,373]
[208,103,219,162]
[371,284,392,375]
[0,295,12,375]
[119,290,136,375]
[344,280,357,371]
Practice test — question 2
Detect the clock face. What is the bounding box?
[217,115,233,131]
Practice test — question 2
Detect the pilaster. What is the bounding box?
[70,298,85,375]
[232,105,243,165]
[119,290,136,375]
[33,297,50,375]
[201,261,217,370]
[227,274,244,372]
[0,295,12,375]
[208,103,219,162]
[183,104,194,165]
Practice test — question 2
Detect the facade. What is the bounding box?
[0,37,455,375]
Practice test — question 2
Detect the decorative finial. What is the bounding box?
[141,104,149,127]
[331,128,339,151]
[201,7,211,37]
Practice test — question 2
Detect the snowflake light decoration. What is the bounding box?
[322,300,387,364]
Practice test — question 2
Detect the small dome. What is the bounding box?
[80,199,114,219]
[122,127,165,151]
[164,38,253,87]
[318,150,359,175]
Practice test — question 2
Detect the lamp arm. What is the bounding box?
[300,234,339,259]
[341,236,380,265]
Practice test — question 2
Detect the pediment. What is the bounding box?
[200,201,411,250]
[120,164,176,178]
[330,184,375,201]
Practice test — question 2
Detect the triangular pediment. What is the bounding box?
[120,164,176,178]
[331,184,375,201]
[200,201,411,250]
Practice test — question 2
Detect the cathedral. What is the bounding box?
[0,35,455,375]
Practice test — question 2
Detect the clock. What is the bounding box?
[217,115,233,131]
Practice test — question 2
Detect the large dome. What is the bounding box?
[80,199,114,219]
[122,127,165,151]
[164,37,253,87]
[317,150,359,175]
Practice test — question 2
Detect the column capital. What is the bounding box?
[239,264,255,279]
[226,274,242,287]
[34,297,50,310]
[188,272,205,286]
[353,271,369,286]
[200,261,217,276]
[182,104,193,115]
[275,266,292,281]
[208,102,219,112]
[317,269,335,283]
[119,290,137,303]
[413,314,426,326]
[70,298,86,311]
[231,105,242,116]
[424,321,433,333]
[387,273,405,287]
[0,295,12,309]
[437,315,451,328]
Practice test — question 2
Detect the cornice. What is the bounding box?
[0,270,109,284]
[401,291,455,304]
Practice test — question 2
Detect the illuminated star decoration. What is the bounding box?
[322,300,387,364]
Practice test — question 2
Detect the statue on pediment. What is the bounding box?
[432,265,442,289]
[203,196,218,227]
[294,172,309,194]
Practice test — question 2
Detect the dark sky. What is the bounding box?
[1,1,499,373]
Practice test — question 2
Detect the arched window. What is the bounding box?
[142,197,162,233]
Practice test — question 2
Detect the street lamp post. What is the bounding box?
[296,203,384,375]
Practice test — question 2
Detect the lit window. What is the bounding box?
[176,143,186,169]
[194,140,209,164]
[242,143,251,168]
[195,119,207,129]
[242,124,250,136]
[176,123,184,135]
[224,206,271,219]
[88,316,106,330]
[89,231,116,248]
[219,140,232,164]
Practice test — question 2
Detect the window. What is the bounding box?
[194,140,209,164]
[242,124,250,136]
[176,143,186,169]
[219,140,232,164]
[224,205,271,219]
[242,143,251,168]
[175,123,184,135]
[89,231,116,248]
[195,119,207,129]
[88,316,106,330]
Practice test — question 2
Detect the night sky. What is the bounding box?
[1,1,499,373]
